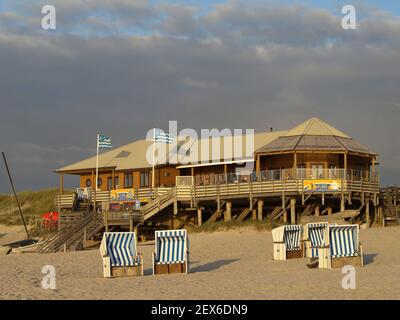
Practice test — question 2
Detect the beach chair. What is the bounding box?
[272,225,303,260]
[100,232,143,278]
[318,224,363,269]
[153,229,189,275]
[303,222,329,258]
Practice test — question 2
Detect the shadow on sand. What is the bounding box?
[190,259,240,273]
[363,253,378,266]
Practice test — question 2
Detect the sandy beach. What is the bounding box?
[0,225,400,300]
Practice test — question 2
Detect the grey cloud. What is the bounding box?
[0,1,399,191]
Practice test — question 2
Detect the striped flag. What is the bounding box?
[154,129,174,144]
[98,134,112,149]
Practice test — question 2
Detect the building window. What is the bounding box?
[85,178,91,188]
[97,178,102,187]
[114,176,119,189]
[297,164,306,179]
[328,165,337,178]
[165,172,171,177]
[140,172,149,187]
[107,177,113,190]
[124,173,133,188]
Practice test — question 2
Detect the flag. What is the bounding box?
[154,129,174,144]
[98,134,112,148]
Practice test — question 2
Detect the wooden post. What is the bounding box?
[104,211,108,232]
[59,173,64,194]
[293,152,297,178]
[252,209,257,220]
[225,201,232,221]
[366,199,370,227]
[257,200,263,221]
[129,215,133,232]
[290,198,296,224]
[315,205,320,217]
[341,195,345,212]
[256,155,260,173]
[327,207,332,216]
[197,208,202,226]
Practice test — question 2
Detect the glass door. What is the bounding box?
[311,164,324,179]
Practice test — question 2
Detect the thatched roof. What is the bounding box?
[255,117,376,156]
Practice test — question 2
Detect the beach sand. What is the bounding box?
[0,225,399,300]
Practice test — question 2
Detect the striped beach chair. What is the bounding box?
[272,225,303,260]
[153,229,189,275]
[303,222,329,258]
[100,232,143,278]
[318,224,363,269]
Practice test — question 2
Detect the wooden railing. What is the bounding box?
[176,168,380,201]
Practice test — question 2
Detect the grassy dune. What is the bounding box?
[0,189,59,225]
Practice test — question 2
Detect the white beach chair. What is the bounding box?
[272,225,303,260]
[303,222,329,258]
[318,224,363,269]
[153,229,189,275]
[100,232,143,278]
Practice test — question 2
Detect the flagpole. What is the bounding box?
[95,133,99,191]
[152,128,155,190]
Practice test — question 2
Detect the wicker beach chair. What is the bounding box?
[100,232,143,278]
[318,224,363,269]
[272,225,303,260]
[153,229,189,275]
[303,222,330,258]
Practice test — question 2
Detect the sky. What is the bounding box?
[0,0,400,192]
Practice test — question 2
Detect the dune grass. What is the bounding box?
[0,189,59,225]
[187,219,283,233]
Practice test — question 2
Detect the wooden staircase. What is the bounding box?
[381,187,399,227]
[141,189,176,221]
[38,212,104,253]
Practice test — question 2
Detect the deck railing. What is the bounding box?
[190,168,379,186]
[175,168,380,200]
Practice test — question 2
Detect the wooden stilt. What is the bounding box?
[315,205,320,216]
[225,201,232,221]
[197,208,202,226]
[257,200,263,221]
[290,198,296,224]
[366,199,370,227]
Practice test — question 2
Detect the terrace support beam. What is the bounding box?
[252,209,257,220]
[225,201,232,221]
[257,200,264,221]
[366,198,370,227]
[197,208,203,226]
[290,198,296,224]
[341,195,346,212]
[256,155,261,173]
[315,205,320,217]
[59,173,64,195]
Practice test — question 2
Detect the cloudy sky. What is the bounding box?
[0,0,399,192]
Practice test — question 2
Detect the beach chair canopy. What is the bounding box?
[155,230,188,264]
[102,232,139,267]
[306,222,329,257]
[283,225,302,251]
[329,225,359,258]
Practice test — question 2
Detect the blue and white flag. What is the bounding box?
[98,134,112,148]
[154,129,174,144]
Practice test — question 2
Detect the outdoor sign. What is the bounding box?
[303,179,341,192]
[110,188,135,201]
